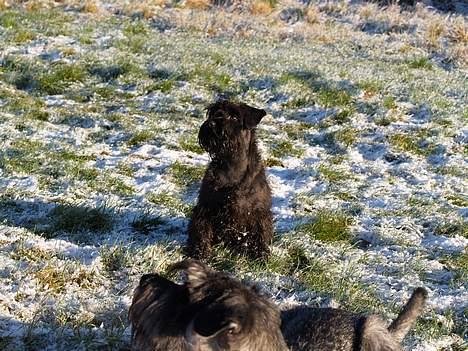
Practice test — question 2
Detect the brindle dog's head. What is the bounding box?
[198,100,266,159]
[173,260,285,351]
[129,259,287,351]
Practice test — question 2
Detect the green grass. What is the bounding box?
[280,72,354,112]
[13,30,37,43]
[388,133,436,156]
[280,122,314,140]
[283,95,313,109]
[34,262,96,294]
[357,79,384,94]
[2,56,88,95]
[0,139,44,175]
[317,87,353,108]
[38,63,88,95]
[69,166,100,182]
[433,166,466,178]
[26,109,50,121]
[116,162,135,177]
[414,310,459,341]
[374,116,393,126]
[271,140,304,158]
[146,191,193,217]
[317,164,350,183]
[440,252,467,284]
[1,141,101,189]
[148,79,175,93]
[382,96,397,109]
[127,130,155,147]
[179,135,204,154]
[208,241,385,313]
[131,213,163,234]
[100,245,130,273]
[278,71,320,85]
[0,8,72,37]
[10,241,54,263]
[1,89,44,110]
[48,204,113,235]
[123,20,149,36]
[435,220,467,239]
[332,127,358,147]
[331,108,355,125]
[190,64,233,93]
[168,161,205,187]
[264,157,284,167]
[445,194,468,208]
[296,210,353,242]
[95,175,135,196]
[407,57,433,70]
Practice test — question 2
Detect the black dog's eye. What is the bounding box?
[229,114,238,120]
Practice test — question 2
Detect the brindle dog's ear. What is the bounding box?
[242,104,266,129]
[168,259,211,290]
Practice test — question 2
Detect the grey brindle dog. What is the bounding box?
[129,260,288,351]
[129,260,427,351]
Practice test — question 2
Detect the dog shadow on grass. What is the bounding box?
[0,196,188,248]
[0,306,131,351]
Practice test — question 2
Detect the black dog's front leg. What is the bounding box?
[186,206,214,259]
[245,209,273,259]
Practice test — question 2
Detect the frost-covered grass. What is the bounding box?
[0,1,467,350]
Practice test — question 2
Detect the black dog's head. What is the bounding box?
[198,100,266,158]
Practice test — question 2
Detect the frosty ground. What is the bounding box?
[0,1,467,350]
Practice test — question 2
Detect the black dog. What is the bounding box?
[186,100,273,259]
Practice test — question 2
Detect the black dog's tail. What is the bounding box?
[387,287,428,342]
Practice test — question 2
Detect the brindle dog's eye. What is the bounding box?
[226,324,240,335]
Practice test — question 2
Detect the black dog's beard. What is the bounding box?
[198,121,241,158]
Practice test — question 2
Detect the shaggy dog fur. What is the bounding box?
[129,260,427,351]
[186,100,273,259]
[128,259,288,351]
[280,287,428,351]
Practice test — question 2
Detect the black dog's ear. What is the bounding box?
[168,259,211,290]
[192,305,242,338]
[242,105,267,129]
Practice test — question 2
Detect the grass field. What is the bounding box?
[0,1,467,350]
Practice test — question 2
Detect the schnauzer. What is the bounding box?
[186,100,273,259]
[129,260,427,351]
[128,259,289,351]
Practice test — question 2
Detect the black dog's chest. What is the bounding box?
[200,186,254,214]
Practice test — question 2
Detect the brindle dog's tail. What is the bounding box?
[387,287,428,342]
